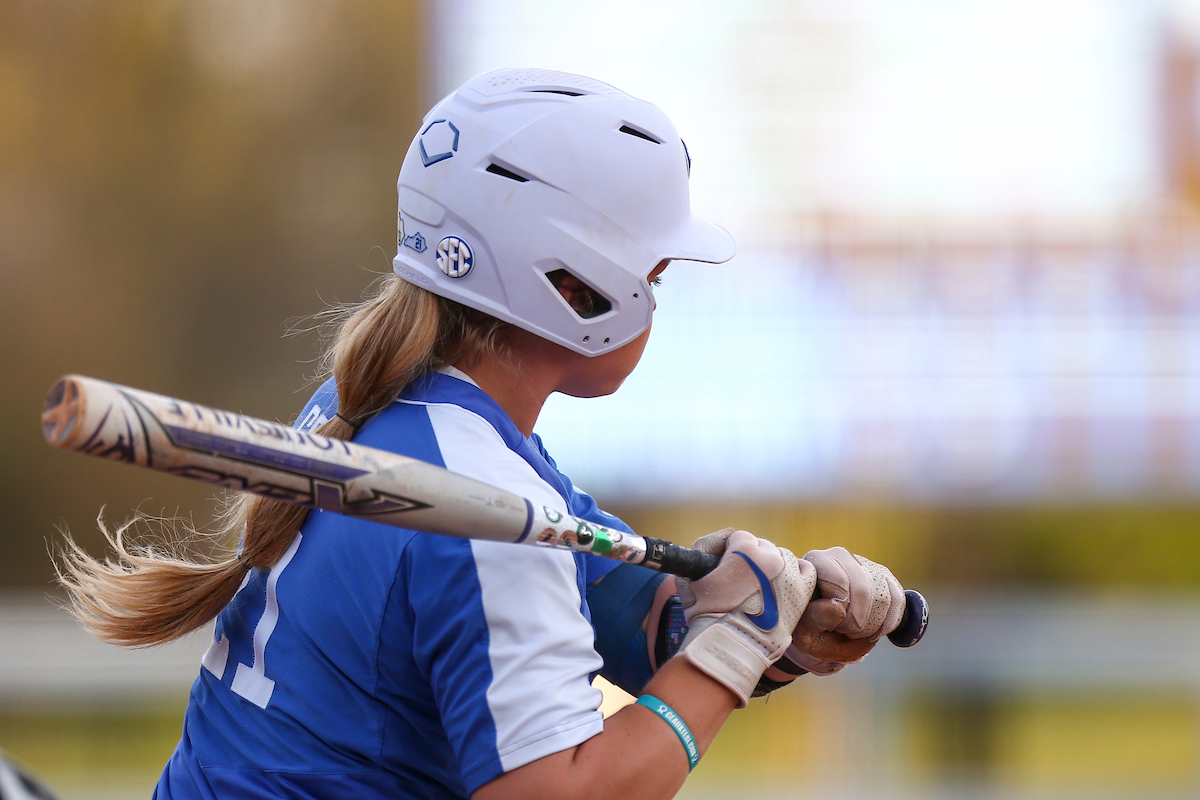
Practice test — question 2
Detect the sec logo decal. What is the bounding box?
[436,236,473,278]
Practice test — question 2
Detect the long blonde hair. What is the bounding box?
[55,275,509,647]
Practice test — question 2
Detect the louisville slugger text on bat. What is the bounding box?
[42,374,928,647]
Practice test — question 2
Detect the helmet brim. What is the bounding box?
[664,216,737,265]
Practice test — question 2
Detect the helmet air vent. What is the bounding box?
[476,69,632,100]
[485,163,530,183]
[618,124,662,144]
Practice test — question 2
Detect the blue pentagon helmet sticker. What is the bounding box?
[436,236,473,279]
[419,119,460,167]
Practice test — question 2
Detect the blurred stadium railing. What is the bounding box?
[8,591,1200,799]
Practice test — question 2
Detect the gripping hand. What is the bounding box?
[802,546,904,641]
[759,547,904,686]
[676,529,815,706]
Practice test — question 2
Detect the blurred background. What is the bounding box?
[3,0,1200,797]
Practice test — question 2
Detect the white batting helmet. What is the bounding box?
[392,68,736,356]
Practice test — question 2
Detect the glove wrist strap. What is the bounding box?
[679,621,771,708]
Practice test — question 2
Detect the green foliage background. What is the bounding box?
[0,0,424,590]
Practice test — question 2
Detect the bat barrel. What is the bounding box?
[41,374,536,543]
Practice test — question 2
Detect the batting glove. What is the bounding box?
[761,547,905,684]
[676,529,816,707]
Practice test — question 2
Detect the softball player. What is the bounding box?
[58,69,906,800]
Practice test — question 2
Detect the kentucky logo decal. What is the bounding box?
[403,230,427,253]
[436,236,473,278]
[419,119,460,166]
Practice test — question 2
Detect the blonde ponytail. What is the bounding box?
[56,275,510,647]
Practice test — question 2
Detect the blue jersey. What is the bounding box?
[154,368,655,799]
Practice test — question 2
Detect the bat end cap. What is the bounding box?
[42,377,82,446]
[887,589,929,648]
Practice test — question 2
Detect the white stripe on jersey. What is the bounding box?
[412,399,605,773]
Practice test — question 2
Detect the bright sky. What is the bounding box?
[433,0,1161,229]
[428,1,1198,502]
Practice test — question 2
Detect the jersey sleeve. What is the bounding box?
[399,531,605,794]
[393,402,607,793]
[528,434,664,693]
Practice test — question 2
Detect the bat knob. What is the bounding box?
[887,589,929,648]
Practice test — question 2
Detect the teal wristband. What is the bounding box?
[636,694,700,771]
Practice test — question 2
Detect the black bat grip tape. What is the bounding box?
[648,538,929,648]
[649,539,721,581]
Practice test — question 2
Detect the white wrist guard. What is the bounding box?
[680,618,775,707]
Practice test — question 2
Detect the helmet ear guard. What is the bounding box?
[392,68,735,356]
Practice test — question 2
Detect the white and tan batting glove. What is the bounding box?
[775,546,905,677]
[676,529,816,707]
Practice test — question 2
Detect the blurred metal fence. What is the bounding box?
[6,591,1200,799]
[0,594,206,704]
